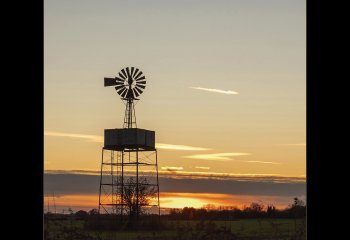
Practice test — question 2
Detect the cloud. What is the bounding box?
[184,152,250,161]
[45,131,210,151]
[45,169,305,183]
[190,87,238,95]
[245,161,281,165]
[161,166,184,171]
[44,173,306,197]
[278,143,306,146]
[195,166,211,170]
[44,131,103,142]
[185,153,280,165]
[156,143,210,151]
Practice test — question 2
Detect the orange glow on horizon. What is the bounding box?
[44,192,294,212]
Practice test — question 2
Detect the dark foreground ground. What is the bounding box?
[44,218,306,240]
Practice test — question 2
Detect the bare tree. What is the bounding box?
[118,177,157,220]
[250,202,264,213]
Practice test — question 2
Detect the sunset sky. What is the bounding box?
[44,0,306,212]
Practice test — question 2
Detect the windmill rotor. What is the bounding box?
[104,67,146,99]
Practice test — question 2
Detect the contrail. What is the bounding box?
[190,87,238,95]
[245,161,281,165]
[184,152,250,161]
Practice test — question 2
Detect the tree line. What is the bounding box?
[165,197,306,220]
[45,197,305,221]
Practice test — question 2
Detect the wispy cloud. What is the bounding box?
[45,131,210,151]
[45,169,306,183]
[190,87,238,95]
[184,152,250,161]
[245,161,281,165]
[156,143,210,151]
[278,143,306,146]
[195,166,211,170]
[44,131,103,142]
[161,166,184,171]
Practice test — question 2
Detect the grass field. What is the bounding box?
[44,218,306,240]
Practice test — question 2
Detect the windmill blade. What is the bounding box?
[136,83,146,89]
[130,67,135,77]
[132,68,139,78]
[136,80,146,85]
[118,72,126,79]
[104,78,117,87]
[132,88,139,97]
[115,76,125,83]
[135,86,144,94]
[134,71,143,80]
[133,87,142,97]
[115,85,124,91]
[115,81,124,86]
[121,88,129,98]
[126,67,131,77]
[136,75,145,81]
[133,86,141,94]
[136,84,146,89]
[117,87,126,96]
[121,69,127,79]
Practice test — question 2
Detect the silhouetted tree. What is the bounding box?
[287,197,306,230]
[88,208,99,215]
[267,205,276,217]
[292,197,305,207]
[250,202,264,213]
[289,197,306,218]
[118,177,157,221]
[75,210,89,219]
[182,207,196,220]
[243,202,265,218]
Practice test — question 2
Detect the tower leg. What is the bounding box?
[136,149,139,229]
[111,151,114,214]
[98,149,104,214]
[121,150,124,223]
[156,150,161,220]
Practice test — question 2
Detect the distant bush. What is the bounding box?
[75,210,89,219]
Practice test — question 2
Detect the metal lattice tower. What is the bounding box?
[123,98,137,128]
[99,67,160,228]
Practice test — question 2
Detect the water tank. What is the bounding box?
[104,128,155,150]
